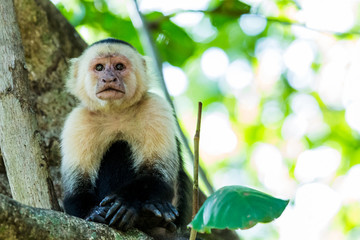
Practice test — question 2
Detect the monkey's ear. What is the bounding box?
[142,56,154,73]
[69,58,79,79]
[142,56,148,70]
[141,56,159,84]
[66,58,80,94]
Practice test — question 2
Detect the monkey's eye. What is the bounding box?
[95,64,104,71]
[115,63,125,71]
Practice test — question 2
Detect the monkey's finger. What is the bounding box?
[121,212,137,231]
[117,209,136,230]
[166,202,179,217]
[87,214,107,224]
[93,215,107,223]
[106,200,122,220]
[165,222,177,233]
[109,206,126,226]
[161,203,177,221]
[164,211,176,222]
[85,214,95,221]
[143,204,162,217]
[100,194,117,206]
[155,203,175,222]
[160,203,175,221]
[99,206,111,217]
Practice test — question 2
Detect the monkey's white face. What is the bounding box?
[68,44,149,111]
[89,55,129,100]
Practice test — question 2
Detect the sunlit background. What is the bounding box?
[52,0,360,239]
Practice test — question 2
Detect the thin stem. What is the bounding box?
[190,229,197,240]
[192,102,202,218]
[190,102,203,240]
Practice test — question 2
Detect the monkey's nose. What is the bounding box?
[101,78,117,83]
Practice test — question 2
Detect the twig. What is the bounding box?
[189,225,197,240]
[190,102,203,240]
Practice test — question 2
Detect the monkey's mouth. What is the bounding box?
[96,87,125,100]
[97,87,125,94]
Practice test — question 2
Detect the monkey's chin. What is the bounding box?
[96,90,125,100]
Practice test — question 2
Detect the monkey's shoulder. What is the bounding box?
[62,93,176,145]
[135,92,175,123]
[64,93,173,126]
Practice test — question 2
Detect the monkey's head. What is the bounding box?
[67,38,149,110]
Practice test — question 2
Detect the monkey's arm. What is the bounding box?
[63,178,109,223]
[61,108,112,222]
[63,181,96,218]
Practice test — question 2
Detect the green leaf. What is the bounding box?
[154,21,196,66]
[209,0,251,28]
[189,185,289,233]
[145,12,195,66]
[211,0,251,16]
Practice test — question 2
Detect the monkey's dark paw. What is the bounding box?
[136,211,178,233]
[99,194,117,206]
[101,196,139,231]
[142,201,179,222]
[164,221,177,232]
[85,205,111,224]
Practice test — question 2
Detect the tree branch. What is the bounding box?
[0,194,151,240]
[149,9,360,37]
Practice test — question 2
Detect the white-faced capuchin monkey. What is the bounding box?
[61,38,239,240]
[61,38,193,239]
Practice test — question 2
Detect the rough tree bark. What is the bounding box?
[12,0,88,202]
[0,194,151,240]
[0,0,87,201]
[0,0,59,210]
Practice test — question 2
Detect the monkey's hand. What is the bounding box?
[100,195,178,232]
[142,200,179,223]
[100,194,139,231]
[85,205,111,224]
[129,201,178,233]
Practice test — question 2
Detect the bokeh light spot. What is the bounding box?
[201,47,229,79]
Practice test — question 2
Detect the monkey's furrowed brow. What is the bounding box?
[94,54,115,59]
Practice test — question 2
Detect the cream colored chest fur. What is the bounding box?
[61,93,179,189]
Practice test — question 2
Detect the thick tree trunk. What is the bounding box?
[0,0,87,201]
[0,0,59,210]
[13,0,88,202]
[0,194,151,240]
